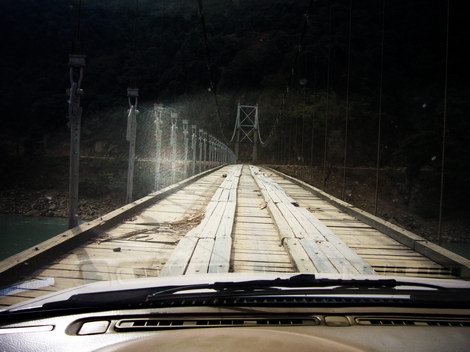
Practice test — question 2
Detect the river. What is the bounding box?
[0,214,68,261]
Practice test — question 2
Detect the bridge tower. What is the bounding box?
[234,104,259,162]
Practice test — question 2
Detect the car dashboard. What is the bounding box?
[1,305,469,351]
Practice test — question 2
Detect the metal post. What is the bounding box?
[203,132,208,170]
[253,104,259,162]
[198,129,204,174]
[126,88,139,204]
[234,103,240,160]
[209,135,214,169]
[218,142,222,165]
[207,134,211,169]
[191,125,197,176]
[170,112,178,184]
[183,119,189,178]
[214,139,218,166]
[67,54,85,229]
[154,103,163,191]
[209,134,214,168]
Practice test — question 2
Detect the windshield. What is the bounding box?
[0,0,469,311]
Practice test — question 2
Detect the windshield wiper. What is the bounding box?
[2,274,468,318]
[145,274,448,301]
[147,274,447,301]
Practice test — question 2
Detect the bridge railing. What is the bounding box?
[123,102,236,203]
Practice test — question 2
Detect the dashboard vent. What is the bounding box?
[115,317,320,331]
[147,296,408,308]
[356,317,470,327]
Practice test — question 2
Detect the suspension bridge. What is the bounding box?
[1,161,469,307]
[2,0,468,308]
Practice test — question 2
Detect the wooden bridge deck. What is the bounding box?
[1,164,469,307]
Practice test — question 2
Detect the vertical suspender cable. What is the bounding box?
[437,0,450,243]
[310,8,318,171]
[374,0,386,215]
[196,0,229,144]
[73,0,82,54]
[258,0,314,150]
[322,0,332,189]
[310,65,317,169]
[342,0,353,200]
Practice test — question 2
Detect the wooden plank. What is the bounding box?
[266,166,470,278]
[47,262,160,276]
[250,165,371,275]
[275,203,307,239]
[185,238,215,274]
[89,239,175,249]
[233,266,294,273]
[235,216,272,224]
[297,239,337,273]
[364,259,444,269]
[283,238,317,273]
[338,235,401,247]
[159,237,199,276]
[232,252,293,264]
[233,239,283,248]
[298,208,375,275]
[208,237,232,273]
[218,202,237,238]
[160,165,241,275]
[198,202,227,238]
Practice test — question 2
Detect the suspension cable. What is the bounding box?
[129,0,140,88]
[229,108,239,143]
[437,0,450,243]
[72,0,82,54]
[322,0,332,189]
[196,0,229,144]
[258,0,314,148]
[341,0,353,200]
[257,120,268,145]
[310,58,317,168]
[374,0,386,215]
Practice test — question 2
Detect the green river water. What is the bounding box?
[0,214,68,261]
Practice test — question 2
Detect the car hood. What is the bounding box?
[3,272,470,312]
